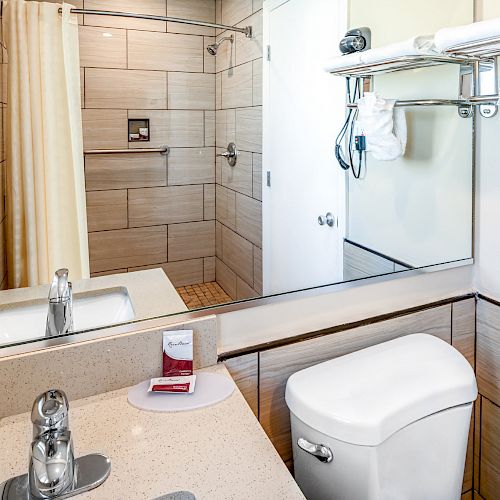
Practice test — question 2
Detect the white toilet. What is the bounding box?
[286,334,478,500]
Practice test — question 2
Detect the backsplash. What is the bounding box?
[79,0,217,287]
[215,0,263,299]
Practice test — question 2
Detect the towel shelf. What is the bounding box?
[346,95,499,109]
[84,146,170,155]
[446,35,500,58]
[328,54,479,77]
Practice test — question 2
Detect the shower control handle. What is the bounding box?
[217,143,239,167]
[297,438,333,463]
[318,213,335,227]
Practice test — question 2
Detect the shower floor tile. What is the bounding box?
[176,282,232,309]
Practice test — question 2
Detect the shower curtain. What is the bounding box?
[3,0,89,288]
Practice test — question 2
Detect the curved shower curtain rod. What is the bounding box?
[58,7,253,38]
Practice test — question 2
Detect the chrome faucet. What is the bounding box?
[29,390,75,498]
[46,269,73,337]
[0,390,111,499]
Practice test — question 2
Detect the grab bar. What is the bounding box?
[84,146,170,155]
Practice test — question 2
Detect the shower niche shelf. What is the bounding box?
[328,54,479,78]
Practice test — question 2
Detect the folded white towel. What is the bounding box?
[356,93,407,162]
[360,35,438,64]
[434,18,500,51]
[323,51,363,72]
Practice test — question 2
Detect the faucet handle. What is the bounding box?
[31,389,69,437]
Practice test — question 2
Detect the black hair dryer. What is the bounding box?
[339,27,372,54]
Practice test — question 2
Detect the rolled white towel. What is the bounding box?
[360,35,438,64]
[323,51,363,72]
[356,92,407,162]
[434,18,500,51]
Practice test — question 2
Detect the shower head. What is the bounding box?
[206,35,234,56]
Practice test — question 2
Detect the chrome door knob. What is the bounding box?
[318,213,335,227]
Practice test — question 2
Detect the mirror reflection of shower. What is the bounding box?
[206,35,234,55]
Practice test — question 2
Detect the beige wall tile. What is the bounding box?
[205,111,216,146]
[236,277,258,300]
[216,257,237,298]
[128,31,203,72]
[343,241,394,281]
[216,72,222,109]
[216,110,227,148]
[253,245,262,294]
[167,0,216,36]
[79,26,127,69]
[216,184,236,230]
[85,153,167,191]
[168,72,215,110]
[224,353,259,416]
[222,0,252,26]
[236,106,262,153]
[477,299,500,405]
[168,147,215,185]
[128,185,204,227]
[220,224,253,285]
[84,0,166,31]
[86,190,128,232]
[253,0,263,13]
[165,110,205,147]
[252,153,262,201]
[80,68,84,107]
[221,61,252,109]
[204,184,216,220]
[236,11,263,65]
[480,398,500,498]
[82,109,127,150]
[216,221,223,259]
[259,305,452,463]
[164,259,204,287]
[204,37,216,73]
[168,220,216,261]
[222,150,253,196]
[89,226,168,273]
[204,256,216,282]
[452,299,476,368]
[236,193,262,247]
[85,68,167,109]
[252,59,263,106]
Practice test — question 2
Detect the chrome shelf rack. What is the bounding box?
[445,35,500,58]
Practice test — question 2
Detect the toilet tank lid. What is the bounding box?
[285,334,477,446]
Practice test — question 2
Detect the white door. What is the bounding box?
[263,0,347,295]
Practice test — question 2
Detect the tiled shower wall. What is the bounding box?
[79,0,218,287]
[214,0,263,300]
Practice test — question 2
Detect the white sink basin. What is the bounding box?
[0,288,135,346]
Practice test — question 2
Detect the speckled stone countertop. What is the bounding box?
[0,364,305,500]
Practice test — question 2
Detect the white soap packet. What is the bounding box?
[148,375,197,394]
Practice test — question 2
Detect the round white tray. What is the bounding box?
[127,372,235,412]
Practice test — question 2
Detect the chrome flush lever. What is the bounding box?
[217,142,239,167]
[297,438,334,463]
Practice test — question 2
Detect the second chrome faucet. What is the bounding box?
[46,269,73,338]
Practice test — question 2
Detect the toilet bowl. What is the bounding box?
[285,334,478,500]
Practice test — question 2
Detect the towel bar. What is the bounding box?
[84,146,170,155]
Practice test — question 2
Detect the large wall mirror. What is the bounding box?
[0,0,474,350]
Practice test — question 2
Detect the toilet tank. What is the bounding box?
[285,334,478,500]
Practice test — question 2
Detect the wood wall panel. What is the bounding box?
[224,353,258,417]
[477,299,500,405]
[452,298,476,368]
[259,305,452,463]
[480,398,500,499]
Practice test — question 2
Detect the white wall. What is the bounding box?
[347,0,473,267]
[474,0,500,300]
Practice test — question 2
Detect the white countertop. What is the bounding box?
[0,364,305,500]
